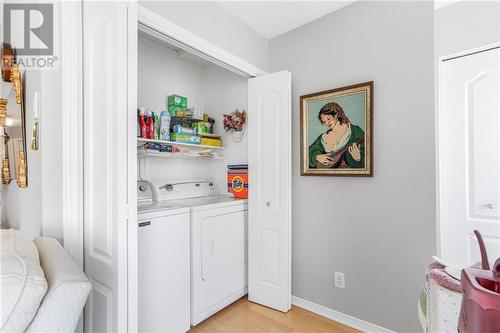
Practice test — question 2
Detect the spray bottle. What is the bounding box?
[146,109,155,139]
[138,107,147,138]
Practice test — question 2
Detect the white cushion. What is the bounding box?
[0,229,48,333]
[26,237,91,333]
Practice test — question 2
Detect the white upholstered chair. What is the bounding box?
[1,230,91,333]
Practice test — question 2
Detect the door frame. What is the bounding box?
[61,0,83,268]
[436,41,500,257]
[63,3,272,331]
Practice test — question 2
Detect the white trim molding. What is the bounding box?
[127,2,139,332]
[292,296,396,333]
[137,5,267,78]
[61,0,83,268]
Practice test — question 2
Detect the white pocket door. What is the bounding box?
[248,71,292,312]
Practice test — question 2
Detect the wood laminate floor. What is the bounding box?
[189,297,360,333]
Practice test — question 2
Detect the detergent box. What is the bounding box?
[167,105,183,116]
[167,94,188,116]
[167,94,187,108]
[193,122,211,134]
[201,137,221,147]
[227,164,248,199]
[188,107,204,120]
[170,133,201,145]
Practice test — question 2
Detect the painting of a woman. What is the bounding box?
[300,81,372,176]
[309,102,365,169]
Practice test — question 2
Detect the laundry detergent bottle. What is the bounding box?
[146,109,155,139]
[138,107,147,138]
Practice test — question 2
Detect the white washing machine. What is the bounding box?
[137,180,191,333]
[149,179,248,326]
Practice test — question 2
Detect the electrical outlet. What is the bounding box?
[334,272,345,289]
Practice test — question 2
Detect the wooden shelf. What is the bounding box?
[137,137,226,150]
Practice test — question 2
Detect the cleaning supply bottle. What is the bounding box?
[153,112,160,140]
[138,107,147,138]
[160,111,171,141]
[146,109,155,139]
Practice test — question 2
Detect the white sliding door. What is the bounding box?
[83,1,129,332]
[439,46,500,267]
[248,71,292,312]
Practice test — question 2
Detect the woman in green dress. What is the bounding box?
[309,102,365,169]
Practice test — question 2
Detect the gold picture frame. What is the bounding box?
[300,82,373,176]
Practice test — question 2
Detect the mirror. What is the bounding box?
[1,47,28,188]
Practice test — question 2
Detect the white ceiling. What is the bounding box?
[217,1,355,39]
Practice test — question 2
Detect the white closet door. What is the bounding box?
[248,71,292,312]
[439,46,500,267]
[83,1,129,332]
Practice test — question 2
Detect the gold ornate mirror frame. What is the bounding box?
[1,63,28,187]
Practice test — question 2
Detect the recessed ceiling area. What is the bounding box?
[216,1,355,39]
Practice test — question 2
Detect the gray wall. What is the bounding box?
[269,2,435,332]
[435,1,500,58]
[139,1,269,71]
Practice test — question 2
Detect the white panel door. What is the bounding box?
[248,71,292,312]
[439,46,500,267]
[83,2,129,332]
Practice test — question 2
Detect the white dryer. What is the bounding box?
[151,180,248,326]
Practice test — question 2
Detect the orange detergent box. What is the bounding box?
[227,164,248,199]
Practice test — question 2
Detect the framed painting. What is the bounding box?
[300,81,373,176]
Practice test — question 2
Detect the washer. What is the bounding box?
[137,180,191,333]
[150,179,248,326]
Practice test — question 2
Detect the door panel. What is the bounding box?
[467,71,499,221]
[83,2,129,332]
[248,71,291,312]
[440,47,500,267]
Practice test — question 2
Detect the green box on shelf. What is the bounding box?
[167,94,187,109]
[167,105,184,116]
[192,122,209,134]
[170,133,201,145]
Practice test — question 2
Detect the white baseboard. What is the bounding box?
[291,296,395,333]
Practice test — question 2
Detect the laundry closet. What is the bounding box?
[81,3,291,332]
[137,32,249,188]
[136,25,251,332]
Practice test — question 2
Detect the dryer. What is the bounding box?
[150,180,248,326]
